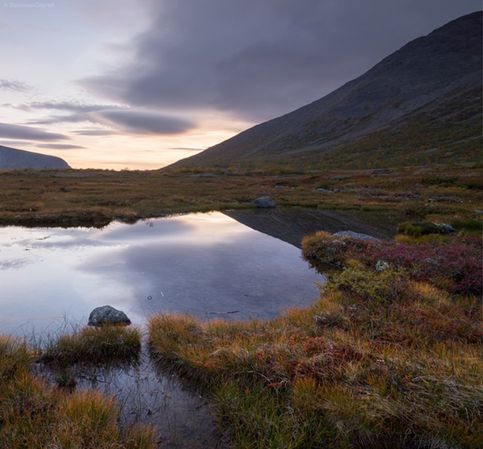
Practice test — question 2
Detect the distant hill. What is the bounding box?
[172,12,482,170]
[0,146,70,170]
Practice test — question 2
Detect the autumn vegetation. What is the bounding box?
[148,230,482,449]
[0,164,481,448]
[0,165,481,228]
[0,333,155,449]
[40,325,141,366]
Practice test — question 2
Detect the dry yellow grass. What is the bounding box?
[148,234,482,449]
[41,325,141,366]
[0,336,156,449]
[0,165,481,227]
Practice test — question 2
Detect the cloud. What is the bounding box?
[0,140,32,148]
[81,0,480,121]
[91,109,194,134]
[0,123,68,141]
[28,115,88,125]
[0,79,32,93]
[20,101,194,135]
[26,101,118,113]
[73,129,118,136]
[37,144,85,150]
[21,101,120,125]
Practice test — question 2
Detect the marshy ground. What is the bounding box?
[0,164,481,228]
[0,164,481,448]
[149,231,482,449]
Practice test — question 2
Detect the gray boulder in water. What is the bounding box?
[333,231,378,241]
[88,305,131,326]
[253,196,276,208]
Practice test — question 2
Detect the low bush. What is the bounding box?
[451,218,482,232]
[361,237,482,295]
[421,176,458,186]
[329,267,407,304]
[303,232,482,295]
[302,231,372,269]
[397,221,454,236]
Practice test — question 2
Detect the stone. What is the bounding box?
[375,260,390,272]
[88,305,131,326]
[253,196,276,208]
[436,223,456,234]
[333,231,378,241]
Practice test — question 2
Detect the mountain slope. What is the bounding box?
[0,146,70,170]
[172,12,482,170]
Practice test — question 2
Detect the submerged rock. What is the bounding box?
[333,231,378,241]
[253,196,276,208]
[88,305,131,326]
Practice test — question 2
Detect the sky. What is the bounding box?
[0,0,480,169]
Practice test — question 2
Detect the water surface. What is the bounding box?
[1,212,327,448]
[0,211,322,334]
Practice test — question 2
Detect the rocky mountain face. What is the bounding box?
[0,146,70,170]
[172,12,482,169]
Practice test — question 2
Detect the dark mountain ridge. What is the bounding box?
[172,12,482,169]
[0,146,70,170]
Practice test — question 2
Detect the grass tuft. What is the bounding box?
[0,336,156,449]
[41,325,141,366]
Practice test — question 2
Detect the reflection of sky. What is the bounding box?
[0,212,322,335]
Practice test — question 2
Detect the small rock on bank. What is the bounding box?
[333,230,378,241]
[253,196,276,208]
[88,305,131,326]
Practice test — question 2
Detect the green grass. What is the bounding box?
[451,218,482,232]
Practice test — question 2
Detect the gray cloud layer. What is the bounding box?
[82,0,480,121]
[22,102,194,135]
[37,144,85,150]
[0,123,67,141]
[73,129,118,136]
[90,109,194,135]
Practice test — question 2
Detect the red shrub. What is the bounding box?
[357,237,482,295]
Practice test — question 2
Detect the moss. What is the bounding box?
[328,267,407,304]
[397,221,445,236]
[451,218,482,232]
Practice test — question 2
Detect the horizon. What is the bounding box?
[0,0,479,169]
